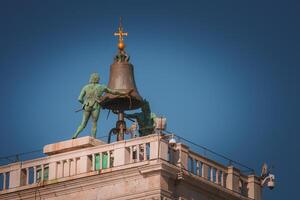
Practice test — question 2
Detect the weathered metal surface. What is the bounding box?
[101,62,143,111]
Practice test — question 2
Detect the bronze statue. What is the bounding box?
[72,73,128,139]
[124,99,156,137]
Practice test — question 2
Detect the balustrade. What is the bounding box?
[0,134,261,199]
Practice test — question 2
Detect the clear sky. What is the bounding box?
[0,0,299,199]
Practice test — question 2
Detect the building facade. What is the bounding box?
[0,134,261,200]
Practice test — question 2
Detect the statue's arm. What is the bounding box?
[78,87,86,104]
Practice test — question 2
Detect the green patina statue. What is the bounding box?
[124,99,157,137]
[72,73,127,139]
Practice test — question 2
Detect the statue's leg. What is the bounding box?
[72,110,91,139]
[91,108,100,138]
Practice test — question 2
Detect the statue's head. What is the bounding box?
[141,99,151,113]
[89,73,100,84]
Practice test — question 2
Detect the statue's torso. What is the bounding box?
[81,84,107,108]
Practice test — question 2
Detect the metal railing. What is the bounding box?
[162,130,255,174]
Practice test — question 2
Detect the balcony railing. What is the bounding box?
[0,134,261,199]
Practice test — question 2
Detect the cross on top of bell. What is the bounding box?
[114,17,128,50]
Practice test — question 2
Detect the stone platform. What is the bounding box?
[43,136,105,155]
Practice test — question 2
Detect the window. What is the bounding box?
[146,143,150,160]
[5,172,9,189]
[43,165,49,181]
[188,157,193,172]
[28,167,34,184]
[0,173,3,190]
[36,166,42,182]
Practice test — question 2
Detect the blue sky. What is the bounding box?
[0,0,299,199]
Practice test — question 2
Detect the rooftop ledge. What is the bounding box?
[43,136,105,155]
[0,134,262,200]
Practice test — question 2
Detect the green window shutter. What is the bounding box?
[95,154,101,170]
[102,153,108,169]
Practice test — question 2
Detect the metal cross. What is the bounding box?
[114,17,128,42]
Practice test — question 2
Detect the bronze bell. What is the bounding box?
[103,18,144,143]
[101,17,143,111]
[101,58,143,111]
